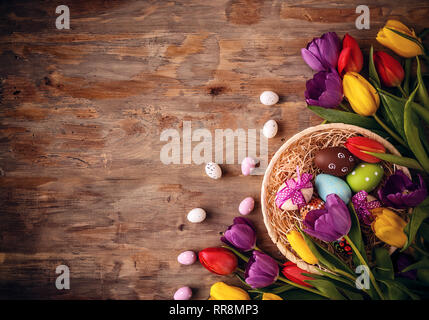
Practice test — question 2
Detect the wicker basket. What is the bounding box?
[261,123,410,274]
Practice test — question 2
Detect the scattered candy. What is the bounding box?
[314,147,356,177]
[346,163,384,193]
[241,157,257,176]
[260,91,279,106]
[315,173,352,204]
[238,197,255,215]
[174,286,192,300]
[275,167,313,211]
[187,208,207,223]
[177,251,197,265]
[205,162,222,179]
[262,120,278,139]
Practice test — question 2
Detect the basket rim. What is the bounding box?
[260,123,410,273]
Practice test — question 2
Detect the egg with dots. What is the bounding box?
[299,197,325,220]
[275,168,314,211]
[346,163,384,193]
[314,147,356,177]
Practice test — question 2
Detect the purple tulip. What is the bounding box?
[245,251,279,288]
[221,217,256,252]
[305,69,343,108]
[301,32,341,72]
[303,193,351,242]
[392,252,417,280]
[378,170,427,209]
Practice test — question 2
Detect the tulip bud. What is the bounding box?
[282,261,314,288]
[262,293,283,300]
[345,136,386,163]
[343,72,380,116]
[286,230,318,265]
[209,282,250,300]
[376,20,423,58]
[373,51,405,87]
[371,208,407,248]
[199,247,238,275]
[338,34,363,76]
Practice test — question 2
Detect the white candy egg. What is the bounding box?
[239,197,255,215]
[174,286,192,300]
[205,162,222,179]
[177,251,197,265]
[262,120,278,138]
[260,91,279,106]
[187,208,206,223]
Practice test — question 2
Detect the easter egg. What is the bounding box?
[262,120,278,139]
[314,147,356,177]
[276,183,313,211]
[241,157,257,176]
[174,286,192,300]
[205,162,222,179]
[187,208,206,223]
[177,251,197,265]
[315,174,352,204]
[299,197,325,219]
[239,197,255,215]
[260,91,279,106]
[346,163,384,193]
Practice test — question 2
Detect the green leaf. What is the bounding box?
[387,28,425,52]
[378,90,406,139]
[379,279,420,300]
[362,151,424,171]
[347,203,368,265]
[304,279,346,300]
[403,197,429,251]
[403,59,412,96]
[404,86,429,173]
[401,258,429,273]
[369,46,381,88]
[307,105,382,130]
[279,289,328,300]
[416,57,429,109]
[411,101,429,126]
[373,247,394,280]
[298,227,355,276]
[419,222,429,243]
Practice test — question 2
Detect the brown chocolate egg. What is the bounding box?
[314,147,356,177]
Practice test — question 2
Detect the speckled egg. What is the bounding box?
[262,120,278,139]
[239,197,255,215]
[260,91,279,106]
[174,286,192,300]
[187,208,206,223]
[315,174,352,204]
[205,162,222,179]
[177,251,197,265]
[299,197,325,219]
[314,147,356,177]
[346,163,384,193]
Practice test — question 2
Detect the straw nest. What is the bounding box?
[261,123,410,274]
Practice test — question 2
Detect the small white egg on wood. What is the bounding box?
[187,208,206,223]
[260,91,279,106]
[205,162,222,179]
[174,286,192,300]
[262,120,278,138]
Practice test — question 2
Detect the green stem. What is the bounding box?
[236,267,245,273]
[404,58,412,96]
[372,113,408,149]
[411,244,429,257]
[277,275,330,299]
[339,102,351,112]
[397,85,408,98]
[222,245,249,262]
[344,235,385,300]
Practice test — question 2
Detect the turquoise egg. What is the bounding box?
[315,174,352,204]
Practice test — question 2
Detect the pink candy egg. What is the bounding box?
[174,286,192,300]
[239,197,255,215]
[241,157,257,176]
[177,251,197,265]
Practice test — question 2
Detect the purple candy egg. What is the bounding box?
[177,251,197,265]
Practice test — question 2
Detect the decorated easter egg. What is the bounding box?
[315,174,352,204]
[239,197,255,215]
[314,147,356,177]
[346,163,384,193]
[241,157,257,176]
[187,208,206,223]
[174,286,192,300]
[260,91,279,106]
[276,184,313,211]
[177,251,197,265]
[299,197,325,219]
[262,120,278,139]
[205,162,222,179]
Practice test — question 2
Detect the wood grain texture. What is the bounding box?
[0,0,428,299]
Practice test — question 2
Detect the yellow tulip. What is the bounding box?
[371,208,407,248]
[376,20,423,58]
[286,230,318,265]
[209,282,250,300]
[343,72,380,116]
[262,293,283,300]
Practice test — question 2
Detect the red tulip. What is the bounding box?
[338,34,363,76]
[199,247,238,275]
[373,51,404,87]
[282,262,314,288]
[345,136,386,163]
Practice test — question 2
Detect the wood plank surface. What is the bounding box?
[0,0,428,299]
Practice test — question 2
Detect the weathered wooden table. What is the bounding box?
[1,0,428,299]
